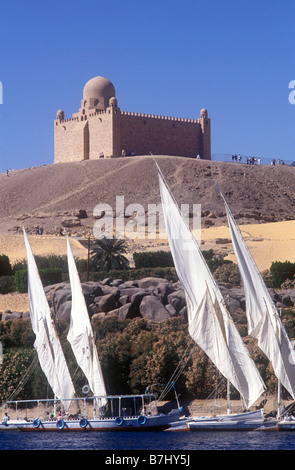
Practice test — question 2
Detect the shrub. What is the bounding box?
[270,261,295,288]
[213,262,241,286]
[0,319,34,349]
[0,255,13,276]
[14,270,27,293]
[40,267,63,286]
[0,276,15,294]
[13,255,68,273]
[0,348,37,401]
[133,251,174,268]
[14,268,63,293]
[85,266,178,283]
[202,249,229,273]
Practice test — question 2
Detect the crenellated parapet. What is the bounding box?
[120,110,200,123]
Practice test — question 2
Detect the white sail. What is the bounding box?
[23,229,75,409]
[222,193,295,399]
[66,237,107,399]
[157,166,265,408]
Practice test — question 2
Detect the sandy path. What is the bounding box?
[0,234,88,264]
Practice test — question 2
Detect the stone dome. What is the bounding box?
[200,108,208,118]
[82,76,116,110]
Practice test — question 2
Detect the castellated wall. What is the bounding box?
[119,111,209,158]
[54,108,211,162]
[54,76,211,163]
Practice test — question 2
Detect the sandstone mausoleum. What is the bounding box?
[54,76,211,163]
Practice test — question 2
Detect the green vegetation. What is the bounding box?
[14,268,63,293]
[90,237,130,271]
[269,261,295,288]
[0,276,15,294]
[202,249,231,273]
[87,266,178,283]
[1,312,295,402]
[133,251,174,269]
[0,254,13,277]
[214,262,241,286]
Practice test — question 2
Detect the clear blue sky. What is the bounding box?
[0,0,294,171]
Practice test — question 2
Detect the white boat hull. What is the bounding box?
[0,419,28,430]
[188,420,262,431]
[166,410,268,432]
[185,409,277,431]
[278,419,295,431]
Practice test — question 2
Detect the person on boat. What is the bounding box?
[2,412,9,425]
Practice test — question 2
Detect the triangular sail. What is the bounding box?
[23,228,75,409]
[156,164,265,408]
[222,191,295,399]
[66,237,107,399]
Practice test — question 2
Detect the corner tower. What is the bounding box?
[199,108,211,160]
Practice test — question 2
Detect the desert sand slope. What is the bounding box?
[200,220,295,270]
[1,156,295,235]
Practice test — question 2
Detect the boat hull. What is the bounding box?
[188,419,264,431]
[186,409,277,431]
[4,410,181,432]
[0,420,28,430]
[0,424,19,430]
[278,419,295,431]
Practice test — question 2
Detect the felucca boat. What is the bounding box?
[219,189,295,431]
[155,160,273,431]
[1,230,181,431]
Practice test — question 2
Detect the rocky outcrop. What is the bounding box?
[61,217,81,228]
[41,277,183,323]
[44,278,295,324]
[0,310,30,321]
[2,277,295,323]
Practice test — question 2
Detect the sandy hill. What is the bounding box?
[1,155,295,233]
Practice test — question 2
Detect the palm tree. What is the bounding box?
[90,237,130,272]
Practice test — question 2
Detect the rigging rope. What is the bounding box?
[5,354,39,402]
[158,340,196,402]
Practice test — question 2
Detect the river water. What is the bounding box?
[0,429,294,452]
